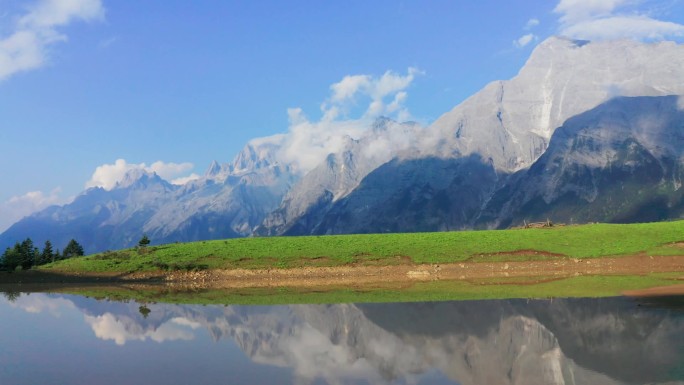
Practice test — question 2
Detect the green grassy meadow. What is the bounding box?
[42,220,684,274]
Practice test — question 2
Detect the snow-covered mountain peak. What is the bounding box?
[517,37,684,138]
[204,160,222,177]
[231,141,282,175]
[532,35,589,51]
[370,116,393,132]
[426,36,684,173]
[115,168,164,190]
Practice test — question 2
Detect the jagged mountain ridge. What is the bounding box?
[2,37,684,249]
[0,141,296,253]
[424,37,684,171]
[257,118,423,235]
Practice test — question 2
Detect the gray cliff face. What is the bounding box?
[301,155,502,235]
[423,37,684,172]
[256,137,363,236]
[261,38,684,236]
[478,95,684,228]
[257,118,423,235]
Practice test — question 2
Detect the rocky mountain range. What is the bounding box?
[2,36,684,252]
[0,142,295,252]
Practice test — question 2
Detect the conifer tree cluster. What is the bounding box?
[0,238,84,271]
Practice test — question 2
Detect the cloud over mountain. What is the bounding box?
[85,159,197,190]
[554,0,684,41]
[255,67,422,173]
[0,188,66,232]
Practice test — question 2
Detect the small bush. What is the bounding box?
[93,251,131,260]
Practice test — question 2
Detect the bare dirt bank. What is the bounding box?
[2,254,684,290]
[622,284,684,297]
[155,254,684,289]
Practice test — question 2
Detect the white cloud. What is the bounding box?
[170,173,200,185]
[525,18,540,30]
[85,159,197,190]
[147,161,194,181]
[322,67,422,120]
[561,15,684,40]
[85,313,195,346]
[276,109,365,172]
[514,33,537,48]
[0,0,104,81]
[554,0,630,24]
[0,188,67,232]
[85,159,140,190]
[19,0,104,29]
[171,317,202,329]
[330,74,371,103]
[513,19,540,49]
[554,0,684,41]
[268,68,421,173]
[8,293,76,316]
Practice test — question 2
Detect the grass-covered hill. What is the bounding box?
[41,220,684,274]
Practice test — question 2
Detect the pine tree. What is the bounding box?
[0,247,9,271]
[63,239,84,259]
[3,243,23,271]
[19,238,35,270]
[138,305,151,319]
[138,234,151,248]
[40,240,54,266]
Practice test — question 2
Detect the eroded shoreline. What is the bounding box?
[2,254,683,290]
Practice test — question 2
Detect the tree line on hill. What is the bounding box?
[1,238,84,272]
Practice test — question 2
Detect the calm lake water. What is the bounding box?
[1,292,683,385]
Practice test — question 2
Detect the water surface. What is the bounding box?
[1,292,683,384]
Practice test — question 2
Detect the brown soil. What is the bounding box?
[2,254,684,290]
[180,254,684,289]
[475,249,567,258]
[623,283,684,297]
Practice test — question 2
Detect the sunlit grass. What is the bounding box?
[41,220,684,274]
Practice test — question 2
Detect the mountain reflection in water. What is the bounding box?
[1,293,683,385]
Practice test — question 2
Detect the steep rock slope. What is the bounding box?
[264,37,684,235]
[478,95,684,228]
[257,118,422,235]
[302,155,502,234]
[425,37,684,171]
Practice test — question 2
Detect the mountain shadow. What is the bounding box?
[282,154,505,235]
[477,95,684,228]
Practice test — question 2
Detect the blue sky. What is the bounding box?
[1,0,684,231]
